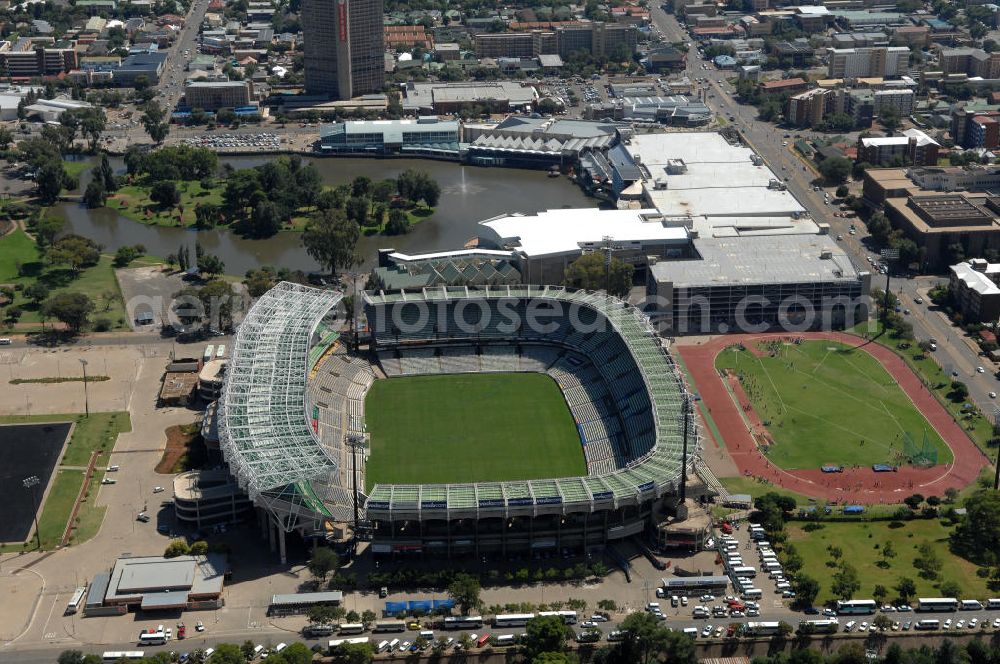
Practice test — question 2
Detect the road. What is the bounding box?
[650,6,1000,433]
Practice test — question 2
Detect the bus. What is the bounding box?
[66,586,87,615]
[477,634,491,648]
[495,634,517,646]
[916,598,959,612]
[328,636,369,653]
[537,610,577,625]
[915,620,941,631]
[138,631,166,646]
[339,623,365,635]
[797,620,839,635]
[744,622,783,636]
[305,624,335,637]
[731,566,757,578]
[494,613,536,628]
[373,620,407,633]
[444,616,484,630]
[836,600,877,615]
[103,653,145,662]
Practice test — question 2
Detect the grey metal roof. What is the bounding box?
[270,591,344,605]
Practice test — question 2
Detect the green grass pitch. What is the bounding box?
[714,340,953,470]
[364,373,586,489]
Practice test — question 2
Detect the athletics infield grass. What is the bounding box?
[714,340,952,470]
[364,373,586,489]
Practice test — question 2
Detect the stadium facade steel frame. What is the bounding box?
[218,282,343,532]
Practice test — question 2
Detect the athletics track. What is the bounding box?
[677,332,990,504]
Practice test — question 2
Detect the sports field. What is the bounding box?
[714,340,952,470]
[364,373,586,489]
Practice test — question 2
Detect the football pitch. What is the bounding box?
[364,373,586,489]
[714,340,953,470]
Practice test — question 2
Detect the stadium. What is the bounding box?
[218,282,698,560]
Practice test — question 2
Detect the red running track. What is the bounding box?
[678,332,990,504]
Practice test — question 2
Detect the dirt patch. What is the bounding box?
[155,422,206,474]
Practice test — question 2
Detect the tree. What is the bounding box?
[248,201,281,237]
[205,643,244,664]
[41,293,94,333]
[873,614,893,631]
[195,202,222,229]
[49,235,101,272]
[302,208,360,277]
[534,653,571,664]
[163,538,191,558]
[189,540,208,555]
[34,214,64,249]
[831,563,861,600]
[361,609,377,627]
[385,208,409,235]
[818,156,852,184]
[523,615,569,660]
[345,196,370,226]
[564,252,633,297]
[150,180,180,208]
[904,494,924,509]
[83,179,106,209]
[604,612,696,664]
[329,642,373,664]
[37,160,72,205]
[939,580,962,598]
[24,282,49,305]
[867,212,892,245]
[914,542,943,579]
[241,641,257,662]
[141,101,170,143]
[793,574,820,608]
[447,573,482,616]
[880,106,902,133]
[307,547,339,582]
[0,126,12,151]
[951,489,1000,565]
[198,253,226,278]
[892,577,916,604]
[873,584,888,604]
[99,153,117,192]
[58,651,86,664]
[307,604,337,626]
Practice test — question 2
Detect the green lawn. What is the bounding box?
[112,180,225,228]
[718,476,816,504]
[787,520,989,605]
[715,340,952,469]
[852,321,996,455]
[365,373,586,488]
[0,226,135,332]
[35,469,84,549]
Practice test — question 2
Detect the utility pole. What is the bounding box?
[23,475,41,550]
[79,358,90,417]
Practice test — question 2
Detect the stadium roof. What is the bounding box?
[362,285,695,517]
[219,282,342,523]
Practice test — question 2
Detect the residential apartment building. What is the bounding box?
[952,108,1000,149]
[787,87,832,126]
[940,47,1000,79]
[184,80,253,111]
[472,22,637,59]
[302,0,385,99]
[950,259,1000,323]
[826,46,909,78]
[873,88,914,115]
[856,128,939,166]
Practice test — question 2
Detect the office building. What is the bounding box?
[940,47,1000,79]
[183,80,253,111]
[826,46,909,79]
[0,38,78,77]
[473,22,636,59]
[302,0,385,99]
[318,117,460,156]
[787,87,832,127]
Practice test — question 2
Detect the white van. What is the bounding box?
[377,640,390,653]
[763,562,782,572]
[742,588,763,600]
[419,630,434,640]
[496,634,516,646]
[388,639,400,652]
[253,645,264,658]
[274,643,287,653]
[0,338,10,345]
[961,600,983,611]
[988,599,1000,610]
[204,648,215,658]
[682,627,698,638]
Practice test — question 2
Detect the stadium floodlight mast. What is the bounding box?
[345,431,367,544]
[680,393,691,503]
[23,475,41,550]
[79,358,89,417]
[994,406,1000,490]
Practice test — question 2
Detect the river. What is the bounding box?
[57,157,594,276]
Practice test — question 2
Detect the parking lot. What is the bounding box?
[181,132,281,150]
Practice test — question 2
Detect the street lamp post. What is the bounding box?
[879,248,900,331]
[23,475,41,550]
[79,359,90,417]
